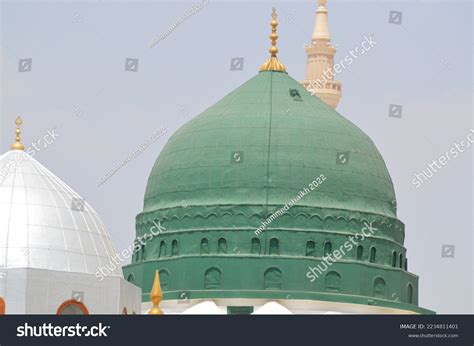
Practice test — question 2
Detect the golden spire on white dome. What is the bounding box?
[11,117,25,151]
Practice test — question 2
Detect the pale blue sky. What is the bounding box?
[1,0,472,313]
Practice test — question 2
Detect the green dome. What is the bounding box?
[124,70,431,314]
[143,71,396,218]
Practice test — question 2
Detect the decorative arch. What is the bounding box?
[295,212,309,218]
[392,251,397,267]
[56,300,89,315]
[234,212,249,227]
[306,241,316,257]
[159,216,171,223]
[218,238,227,254]
[194,214,206,228]
[399,253,403,269]
[172,239,179,256]
[251,238,261,255]
[323,215,336,222]
[349,217,359,225]
[309,214,323,222]
[264,267,282,290]
[324,241,332,256]
[160,269,170,290]
[205,212,218,219]
[159,240,166,258]
[269,238,279,255]
[324,271,341,293]
[373,277,386,299]
[201,238,209,254]
[204,267,222,289]
[141,244,146,260]
[356,245,363,260]
[369,247,376,263]
[407,284,414,304]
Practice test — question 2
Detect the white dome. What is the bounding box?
[0,150,122,276]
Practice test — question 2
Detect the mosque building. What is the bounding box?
[123,4,432,314]
[0,118,141,314]
[0,1,432,315]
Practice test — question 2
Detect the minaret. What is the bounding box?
[301,0,342,108]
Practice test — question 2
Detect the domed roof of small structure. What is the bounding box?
[0,148,121,276]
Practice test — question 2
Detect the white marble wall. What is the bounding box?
[0,268,141,314]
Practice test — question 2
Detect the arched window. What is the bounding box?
[201,238,209,254]
[404,258,408,271]
[324,241,332,256]
[204,267,222,289]
[56,300,89,315]
[218,238,227,254]
[251,238,261,254]
[407,284,413,304]
[373,277,386,299]
[370,247,376,263]
[127,273,135,284]
[392,251,397,267]
[159,241,166,258]
[324,271,341,293]
[135,248,140,262]
[172,240,179,256]
[356,245,363,260]
[269,238,279,255]
[160,270,170,291]
[141,245,146,260]
[306,241,316,257]
[399,253,403,269]
[264,267,282,290]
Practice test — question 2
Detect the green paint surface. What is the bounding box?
[124,70,433,314]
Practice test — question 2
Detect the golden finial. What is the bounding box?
[148,270,164,315]
[260,8,287,72]
[10,117,25,151]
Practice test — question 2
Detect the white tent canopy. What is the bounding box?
[252,301,293,315]
[181,301,223,315]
